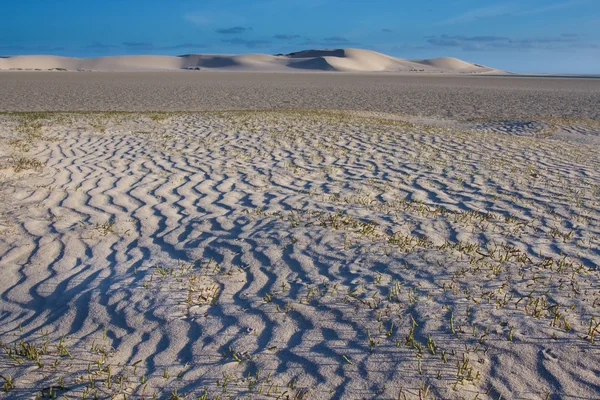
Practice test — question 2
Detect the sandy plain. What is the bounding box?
[0,72,599,120]
[0,71,599,400]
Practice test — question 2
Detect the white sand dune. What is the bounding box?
[0,111,599,399]
[0,54,185,71]
[0,55,81,70]
[413,57,498,73]
[79,55,185,71]
[288,48,431,72]
[0,48,504,73]
[181,54,285,71]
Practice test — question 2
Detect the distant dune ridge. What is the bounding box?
[0,48,503,73]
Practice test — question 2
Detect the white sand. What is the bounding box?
[0,48,503,73]
[0,111,599,399]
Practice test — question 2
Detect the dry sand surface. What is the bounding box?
[0,110,599,399]
[1,72,599,120]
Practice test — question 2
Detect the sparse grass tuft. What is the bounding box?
[10,156,45,172]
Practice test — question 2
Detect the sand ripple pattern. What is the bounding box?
[0,111,599,399]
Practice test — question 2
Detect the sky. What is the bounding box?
[1,0,599,73]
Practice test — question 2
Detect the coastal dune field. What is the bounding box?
[0,49,502,74]
[0,109,599,399]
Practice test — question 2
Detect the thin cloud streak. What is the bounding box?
[426,33,591,51]
[442,0,590,25]
[441,4,514,24]
[216,26,252,35]
[516,0,591,16]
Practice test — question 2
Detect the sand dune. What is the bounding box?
[79,55,184,71]
[287,48,428,72]
[0,54,186,71]
[0,55,80,70]
[413,57,498,73]
[181,54,285,71]
[285,48,417,72]
[0,48,503,73]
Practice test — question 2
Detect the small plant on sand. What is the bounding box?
[10,156,45,172]
[1,375,15,392]
[94,219,116,236]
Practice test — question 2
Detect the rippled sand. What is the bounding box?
[1,110,599,399]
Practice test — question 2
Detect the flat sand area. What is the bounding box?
[1,72,600,120]
[1,109,599,399]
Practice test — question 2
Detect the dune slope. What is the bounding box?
[413,57,499,73]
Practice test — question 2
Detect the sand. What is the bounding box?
[0,50,599,398]
[0,49,502,74]
[0,109,599,399]
[1,72,600,120]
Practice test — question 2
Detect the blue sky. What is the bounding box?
[2,0,599,73]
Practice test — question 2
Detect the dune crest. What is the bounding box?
[0,48,504,73]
